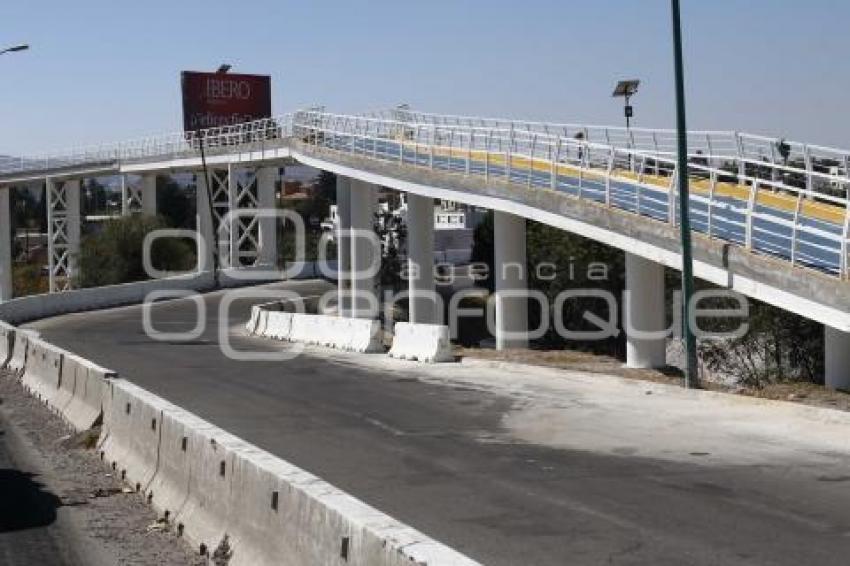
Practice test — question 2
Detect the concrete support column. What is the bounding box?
[407,193,437,324]
[336,176,351,316]
[256,167,277,268]
[349,179,377,319]
[65,180,81,283]
[121,175,131,216]
[196,173,216,274]
[825,326,850,390]
[0,188,12,301]
[625,253,667,368]
[493,211,528,350]
[141,174,157,217]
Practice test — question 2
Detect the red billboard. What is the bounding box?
[181,71,271,132]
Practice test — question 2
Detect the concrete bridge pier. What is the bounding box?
[407,193,437,324]
[494,211,528,350]
[0,188,11,301]
[625,253,667,368]
[256,167,277,268]
[349,179,378,319]
[140,174,157,216]
[825,326,850,390]
[195,172,216,274]
[335,176,352,316]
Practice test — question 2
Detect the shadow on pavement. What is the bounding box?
[0,469,62,533]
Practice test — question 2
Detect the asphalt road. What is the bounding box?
[27,280,850,565]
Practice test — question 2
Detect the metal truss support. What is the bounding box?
[227,165,277,269]
[121,174,157,217]
[47,178,81,292]
[207,168,232,268]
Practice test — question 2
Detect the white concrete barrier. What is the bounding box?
[174,428,254,557]
[63,358,115,431]
[21,338,63,407]
[246,305,262,334]
[388,322,455,363]
[263,311,293,340]
[54,352,81,414]
[0,272,216,325]
[0,321,14,368]
[100,380,481,565]
[146,408,218,524]
[6,329,28,374]
[100,380,165,494]
[274,312,383,353]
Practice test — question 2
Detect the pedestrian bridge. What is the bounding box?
[0,108,848,383]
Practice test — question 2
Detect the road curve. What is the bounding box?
[26,280,850,566]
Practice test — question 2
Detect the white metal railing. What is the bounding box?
[384,107,850,183]
[293,110,849,280]
[1,109,848,280]
[0,116,293,176]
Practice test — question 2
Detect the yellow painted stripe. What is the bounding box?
[401,141,846,225]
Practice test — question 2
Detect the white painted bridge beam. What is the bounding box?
[494,211,528,350]
[625,253,667,369]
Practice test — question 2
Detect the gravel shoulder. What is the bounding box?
[0,369,205,566]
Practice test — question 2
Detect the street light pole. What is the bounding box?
[671,0,699,388]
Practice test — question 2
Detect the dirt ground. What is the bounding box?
[457,346,850,413]
[0,370,206,566]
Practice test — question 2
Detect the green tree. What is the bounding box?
[78,216,196,288]
[471,213,626,355]
[157,178,194,229]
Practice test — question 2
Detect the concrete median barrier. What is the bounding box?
[0,321,14,368]
[93,379,480,565]
[63,358,115,431]
[54,352,81,414]
[21,338,63,407]
[272,312,383,353]
[173,428,254,557]
[388,322,455,363]
[147,408,218,524]
[7,330,29,374]
[227,450,480,566]
[246,305,262,334]
[100,380,165,494]
[263,311,293,340]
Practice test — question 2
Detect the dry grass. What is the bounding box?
[457,346,850,412]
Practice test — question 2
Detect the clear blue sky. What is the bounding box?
[2,0,848,154]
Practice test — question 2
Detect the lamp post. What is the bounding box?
[0,44,29,56]
[670,0,699,389]
[612,79,640,132]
